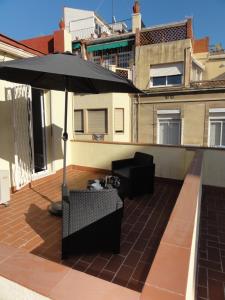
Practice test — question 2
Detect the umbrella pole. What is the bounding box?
[62,88,68,195]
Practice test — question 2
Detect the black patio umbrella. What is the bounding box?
[0,52,141,197]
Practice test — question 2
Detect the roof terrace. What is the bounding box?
[0,141,224,299]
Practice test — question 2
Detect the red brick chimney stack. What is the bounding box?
[59,18,65,30]
[133,1,140,14]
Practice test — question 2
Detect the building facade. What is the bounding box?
[69,1,225,147]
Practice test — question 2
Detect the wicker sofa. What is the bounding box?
[112,152,155,199]
[62,188,123,259]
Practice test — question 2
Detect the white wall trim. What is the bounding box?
[157,109,180,115]
[192,56,205,70]
[209,108,225,113]
[0,42,35,59]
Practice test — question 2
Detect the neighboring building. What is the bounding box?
[21,19,72,54]
[64,3,141,143]
[67,1,225,147]
[132,15,225,147]
[64,7,112,40]
[20,1,225,147]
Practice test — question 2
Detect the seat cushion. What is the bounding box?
[113,167,130,178]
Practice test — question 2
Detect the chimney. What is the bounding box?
[132,1,142,33]
[53,18,72,53]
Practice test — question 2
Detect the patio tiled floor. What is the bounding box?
[0,169,181,292]
[197,186,225,300]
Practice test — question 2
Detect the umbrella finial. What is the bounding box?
[59,18,65,30]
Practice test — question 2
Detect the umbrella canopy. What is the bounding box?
[0,52,141,94]
[0,52,141,192]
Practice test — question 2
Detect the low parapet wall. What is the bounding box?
[141,150,203,299]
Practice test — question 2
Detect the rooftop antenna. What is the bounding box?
[112,0,115,23]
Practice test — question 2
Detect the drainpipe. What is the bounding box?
[184,47,191,87]
[132,94,139,143]
[136,94,140,143]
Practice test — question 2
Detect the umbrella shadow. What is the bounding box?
[30,187,54,204]
[25,203,62,262]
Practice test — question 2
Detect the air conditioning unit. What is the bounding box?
[0,170,10,206]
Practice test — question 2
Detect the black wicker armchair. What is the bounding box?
[62,188,123,259]
[112,152,155,199]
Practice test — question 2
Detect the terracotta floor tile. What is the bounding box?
[123,250,142,268]
[0,248,69,297]
[86,257,108,276]
[127,278,144,292]
[197,286,208,299]
[199,258,222,272]
[104,255,125,273]
[112,265,133,286]
[208,279,225,300]
[0,170,181,293]
[98,269,115,281]
[132,262,150,282]
[120,241,133,257]
[196,185,225,299]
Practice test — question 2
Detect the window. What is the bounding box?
[192,63,203,82]
[87,109,107,134]
[150,63,183,87]
[118,51,133,68]
[92,56,101,65]
[114,108,124,133]
[74,110,84,133]
[209,110,225,147]
[157,111,181,145]
[102,54,116,69]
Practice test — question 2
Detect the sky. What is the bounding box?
[0,0,224,47]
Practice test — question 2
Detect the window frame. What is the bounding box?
[74,109,84,134]
[208,115,225,148]
[114,108,124,134]
[87,108,108,134]
[151,74,183,87]
[157,116,181,145]
[150,63,183,88]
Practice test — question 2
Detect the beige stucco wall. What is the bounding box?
[192,52,208,66]
[71,141,225,187]
[193,52,225,80]
[112,93,131,142]
[0,79,15,185]
[138,103,154,144]
[49,90,73,172]
[204,55,225,80]
[135,39,192,90]
[63,29,72,52]
[136,93,225,146]
[183,103,205,146]
[73,93,131,143]
[71,141,195,180]
[203,149,225,187]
